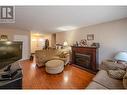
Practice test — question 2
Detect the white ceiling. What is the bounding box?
[1,6,127,33]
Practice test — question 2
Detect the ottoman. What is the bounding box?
[45,60,64,74]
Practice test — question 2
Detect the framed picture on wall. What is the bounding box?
[87,34,94,41]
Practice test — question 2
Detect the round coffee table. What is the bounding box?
[45,60,64,74]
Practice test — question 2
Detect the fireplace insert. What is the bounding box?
[75,53,92,69]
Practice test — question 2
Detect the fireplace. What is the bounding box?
[71,46,99,72]
[75,53,91,69]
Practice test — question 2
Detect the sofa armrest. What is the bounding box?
[86,81,108,89]
[64,54,70,65]
[100,60,127,70]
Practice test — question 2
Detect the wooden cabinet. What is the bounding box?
[71,46,99,72]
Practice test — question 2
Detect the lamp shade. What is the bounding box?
[63,41,68,46]
[114,52,127,62]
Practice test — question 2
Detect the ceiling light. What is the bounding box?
[57,26,77,31]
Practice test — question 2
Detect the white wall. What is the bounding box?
[56,18,127,64]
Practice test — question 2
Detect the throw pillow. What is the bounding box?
[62,51,68,57]
[4,65,11,72]
[0,71,12,80]
[107,69,126,80]
[59,52,64,58]
[59,51,68,58]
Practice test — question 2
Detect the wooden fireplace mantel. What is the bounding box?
[71,46,99,72]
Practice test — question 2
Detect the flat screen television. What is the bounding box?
[0,41,22,69]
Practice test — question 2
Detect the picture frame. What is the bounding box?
[87,34,94,41]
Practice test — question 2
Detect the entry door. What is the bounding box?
[14,35,29,60]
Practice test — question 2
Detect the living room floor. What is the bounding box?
[20,60,95,89]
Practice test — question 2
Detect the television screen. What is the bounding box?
[0,41,22,69]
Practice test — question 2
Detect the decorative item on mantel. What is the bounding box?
[76,41,78,46]
[72,41,79,47]
[91,43,100,48]
[72,33,100,48]
[79,39,87,47]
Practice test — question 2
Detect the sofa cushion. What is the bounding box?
[123,71,127,89]
[93,70,124,89]
[59,51,68,58]
[86,81,108,89]
[107,69,126,80]
[0,61,22,81]
[58,52,65,58]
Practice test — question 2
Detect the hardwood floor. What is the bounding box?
[20,60,95,89]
